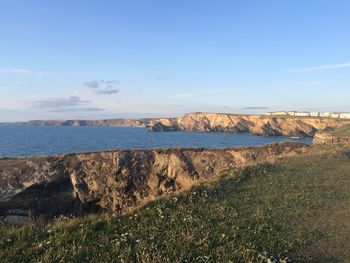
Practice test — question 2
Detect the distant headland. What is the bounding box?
[2,112,350,138]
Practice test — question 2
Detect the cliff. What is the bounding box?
[1,118,154,127]
[0,142,308,217]
[3,113,348,138]
[313,124,350,144]
[148,112,350,137]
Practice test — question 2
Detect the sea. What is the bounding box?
[0,126,312,157]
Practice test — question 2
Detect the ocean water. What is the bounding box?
[0,126,312,157]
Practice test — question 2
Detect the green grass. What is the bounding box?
[1,147,350,262]
[332,124,350,137]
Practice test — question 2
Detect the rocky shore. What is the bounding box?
[148,112,350,137]
[0,142,308,218]
[3,112,350,139]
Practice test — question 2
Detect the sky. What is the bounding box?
[1,0,350,121]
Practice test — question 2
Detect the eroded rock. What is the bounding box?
[0,142,308,217]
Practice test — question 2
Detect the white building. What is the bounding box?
[266,111,350,119]
[320,112,332,117]
[340,113,350,119]
[331,112,340,118]
[294,111,311,117]
[267,111,287,116]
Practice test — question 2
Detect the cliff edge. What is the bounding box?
[148,112,350,137]
[0,142,308,217]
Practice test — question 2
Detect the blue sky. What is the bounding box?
[1,0,350,121]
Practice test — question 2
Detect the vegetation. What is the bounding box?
[332,124,350,137]
[1,147,350,262]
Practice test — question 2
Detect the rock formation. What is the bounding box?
[0,142,308,217]
[313,125,350,145]
[1,118,154,127]
[148,112,350,137]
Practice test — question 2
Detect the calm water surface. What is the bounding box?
[0,126,312,157]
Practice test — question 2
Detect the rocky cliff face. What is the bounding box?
[148,112,350,137]
[0,142,308,217]
[313,132,350,145]
[2,118,154,127]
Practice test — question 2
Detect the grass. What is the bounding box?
[1,147,350,262]
[332,124,350,137]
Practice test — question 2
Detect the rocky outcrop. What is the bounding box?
[1,118,154,127]
[0,142,308,217]
[4,112,349,138]
[148,112,350,137]
[313,132,350,145]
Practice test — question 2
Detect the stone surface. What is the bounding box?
[148,112,350,137]
[0,142,308,217]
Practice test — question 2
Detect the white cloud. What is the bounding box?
[0,67,45,75]
[84,80,120,95]
[291,61,350,72]
[32,96,89,108]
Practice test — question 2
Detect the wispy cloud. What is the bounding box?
[32,96,89,108]
[84,81,99,89]
[291,61,350,72]
[49,107,103,113]
[96,89,119,95]
[0,67,45,76]
[155,75,169,81]
[242,106,270,110]
[84,80,120,95]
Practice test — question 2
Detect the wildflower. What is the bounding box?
[46,241,51,245]
[6,238,12,243]
[47,229,52,234]
[221,234,226,238]
[38,243,43,248]
[135,239,140,243]
[79,224,84,227]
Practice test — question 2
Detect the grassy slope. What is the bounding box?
[1,147,350,262]
[332,124,350,137]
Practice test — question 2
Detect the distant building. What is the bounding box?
[331,112,340,118]
[266,111,350,119]
[320,112,332,117]
[294,111,310,117]
[340,113,350,119]
[267,111,287,116]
